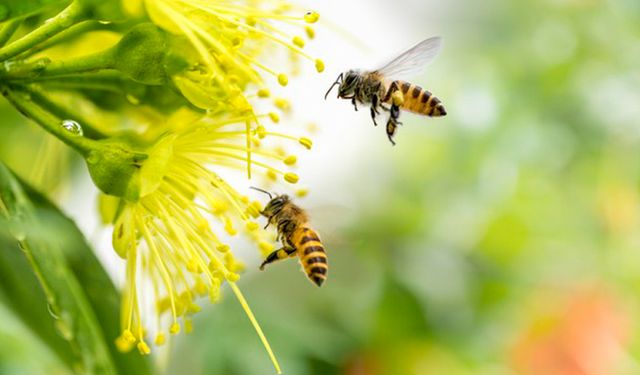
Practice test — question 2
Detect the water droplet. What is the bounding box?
[54,319,74,341]
[60,120,83,136]
[98,20,112,25]
[11,225,26,241]
[3,60,18,72]
[126,94,140,105]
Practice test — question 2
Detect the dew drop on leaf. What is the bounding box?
[54,318,74,341]
[126,94,141,105]
[60,120,83,136]
[3,60,18,72]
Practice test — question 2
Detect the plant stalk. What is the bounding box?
[0,19,22,48]
[1,85,100,157]
[0,0,88,62]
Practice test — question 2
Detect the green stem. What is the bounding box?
[0,49,115,80]
[0,19,21,47]
[1,85,100,157]
[38,49,115,77]
[18,71,147,102]
[0,57,51,79]
[24,72,127,92]
[23,85,108,139]
[17,19,130,60]
[0,0,88,62]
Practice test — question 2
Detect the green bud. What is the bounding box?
[85,140,148,202]
[86,134,176,202]
[5,23,171,84]
[112,23,169,85]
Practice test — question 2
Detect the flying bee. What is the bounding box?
[252,187,328,287]
[325,36,446,145]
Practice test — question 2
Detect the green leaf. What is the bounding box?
[0,232,77,370]
[0,162,152,375]
[0,0,70,21]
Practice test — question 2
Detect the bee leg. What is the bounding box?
[386,104,401,145]
[390,103,401,121]
[372,95,381,114]
[386,120,397,146]
[370,107,378,126]
[370,95,381,126]
[259,246,297,270]
[351,97,358,111]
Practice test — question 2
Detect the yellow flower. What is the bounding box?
[142,0,324,113]
[102,2,322,372]
[136,0,323,184]
[110,109,311,373]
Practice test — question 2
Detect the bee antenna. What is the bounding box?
[250,186,273,200]
[324,73,343,100]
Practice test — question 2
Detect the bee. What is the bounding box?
[251,187,328,287]
[325,36,446,145]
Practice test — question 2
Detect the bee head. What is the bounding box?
[251,187,289,218]
[262,194,290,218]
[324,70,360,100]
[338,70,360,97]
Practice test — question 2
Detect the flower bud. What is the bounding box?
[112,23,170,85]
[85,140,148,202]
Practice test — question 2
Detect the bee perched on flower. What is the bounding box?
[0,0,323,372]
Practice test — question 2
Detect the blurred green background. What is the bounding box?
[2,0,640,374]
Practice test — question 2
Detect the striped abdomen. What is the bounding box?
[390,80,446,117]
[292,225,328,287]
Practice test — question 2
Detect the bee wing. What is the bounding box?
[376,36,442,80]
[306,204,353,244]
